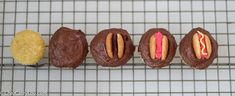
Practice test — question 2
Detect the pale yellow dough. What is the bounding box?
[10,30,45,65]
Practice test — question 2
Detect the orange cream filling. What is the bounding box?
[197,31,208,59]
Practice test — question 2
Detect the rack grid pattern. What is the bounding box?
[1,0,235,96]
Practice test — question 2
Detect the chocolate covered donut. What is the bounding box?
[49,27,88,68]
[179,27,218,69]
[90,28,135,67]
[138,28,177,68]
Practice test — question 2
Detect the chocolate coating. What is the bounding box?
[90,28,135,67]
[49,27,88,68]
[138,28,177,68]
[179,27,218,69]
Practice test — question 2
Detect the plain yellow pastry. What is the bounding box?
[10,30,45,65]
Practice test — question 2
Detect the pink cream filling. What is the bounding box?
[155,32,163,59]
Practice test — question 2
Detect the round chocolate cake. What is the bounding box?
[90,28,135,67]
[179,27,218,69]
[49,27,88,68]
[138,28,177,68]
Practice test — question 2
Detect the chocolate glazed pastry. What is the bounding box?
[179,27,218,69]
[90,28,135,67]
[138,28,177,68]
[49,27,88,68]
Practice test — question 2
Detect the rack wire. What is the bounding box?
[0,0,235,96]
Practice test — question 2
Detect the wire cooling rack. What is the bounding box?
[1,0,235,96]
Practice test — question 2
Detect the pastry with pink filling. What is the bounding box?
[138,28,177,68]
[179,27,218,69]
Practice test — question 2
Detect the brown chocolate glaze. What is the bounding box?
[90,28,135,67]
[138,28,177,68]
[179,27,218,69]
[49,27,88,68]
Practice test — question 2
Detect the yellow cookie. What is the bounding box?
[11,30,45,65]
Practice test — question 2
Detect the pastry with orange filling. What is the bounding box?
[179,27,218,69]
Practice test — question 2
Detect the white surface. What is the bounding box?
[0,0,235,96]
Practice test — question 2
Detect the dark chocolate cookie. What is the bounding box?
[138,28,177,68]
[90,28,135,67]
[49,27,88,68]
[179,27,218,69]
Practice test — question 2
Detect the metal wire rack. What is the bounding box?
[1,0,235,96]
